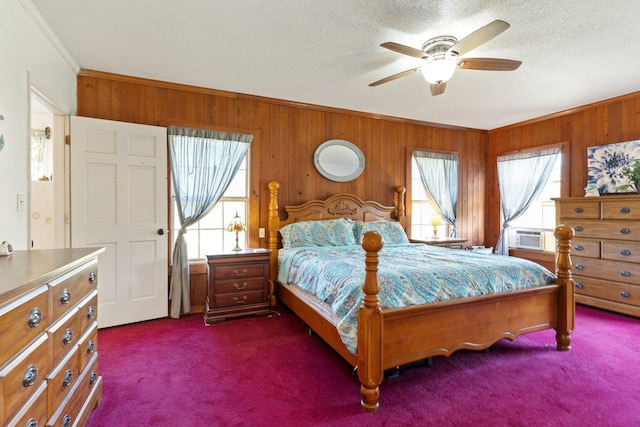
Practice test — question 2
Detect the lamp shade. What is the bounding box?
[430,214,443,226]
[421,59,457,84]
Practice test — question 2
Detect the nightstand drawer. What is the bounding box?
[215,277,266,294]
[211,263,267,280]
[214,290,266,307]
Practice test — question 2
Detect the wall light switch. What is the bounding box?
[258,228,265,238]
[17,194,25,212]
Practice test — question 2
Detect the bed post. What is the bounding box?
[394,185,407,229]
[554,224,575,351]
[267,180,280,305]
[358,231,384,412]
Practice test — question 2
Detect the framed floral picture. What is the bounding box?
[587,140,640,194]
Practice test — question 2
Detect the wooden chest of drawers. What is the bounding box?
[0,248,104,426]
[554,195,640,316]
[205,249,271,323]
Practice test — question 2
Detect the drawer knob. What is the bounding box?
[575,282,584,289]
[621,249,631,256]
[234,282,247,290]
[28,307,43,328]
[621,290,631,298]
[575,264,584,270]
[90,370,98,385]
[89,271,97,284]
[62,415,72,427]
[574,207,584,213]
[620,270,631,277]
[60,288,71,305]
[575,226,584,232]
[234,296,248,304]
[233,268,248,276]
[620,207,631,214]
[620,228,631,235]
[87,339,95,354]
[62,369,74,387]
[26,418,38,427]
[87,305,96,319]
[23,364,38,387]
[575,245,584,251]
[63,328,74,345]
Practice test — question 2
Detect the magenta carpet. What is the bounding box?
[86,305,640,426]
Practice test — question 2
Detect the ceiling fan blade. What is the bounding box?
[448,20,510,57]
[430,82,446,96]
[380,42,428,59]
[457,58,522,71]
[369,67,421,87]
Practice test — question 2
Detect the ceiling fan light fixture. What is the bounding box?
[421,58,457,84]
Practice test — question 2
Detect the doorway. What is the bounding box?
[29,85,68,249]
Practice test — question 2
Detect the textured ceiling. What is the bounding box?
[30,0,640,130]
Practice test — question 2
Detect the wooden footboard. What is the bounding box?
[358,225,575,411]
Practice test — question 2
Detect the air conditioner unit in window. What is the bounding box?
[515,229,544,250]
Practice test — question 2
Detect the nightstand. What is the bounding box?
[205,249,272,323]
[410,237,468,249]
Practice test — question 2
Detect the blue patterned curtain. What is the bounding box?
[496,147,560,255]
[168,127,252,318]
[413,151,459,237]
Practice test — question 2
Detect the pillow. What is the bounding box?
[280,218,357,248]
[354,220,409,245]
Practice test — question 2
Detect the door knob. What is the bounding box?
[157,229,165,235]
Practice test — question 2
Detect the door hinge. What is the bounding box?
[65,135,71,145]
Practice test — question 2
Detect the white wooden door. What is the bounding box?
[71,116,168,328]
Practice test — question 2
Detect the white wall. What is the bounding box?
[0,0,77,250]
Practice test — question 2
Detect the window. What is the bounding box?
[410,155,448,239]
[172,156,248,260]
[497,147,562,253]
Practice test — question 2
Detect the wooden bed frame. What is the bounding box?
[266,180,575,411]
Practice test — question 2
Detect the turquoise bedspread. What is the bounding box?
[278,243,556,354]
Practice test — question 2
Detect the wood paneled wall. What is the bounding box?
[487,92,640,247]
[76,70,489,247]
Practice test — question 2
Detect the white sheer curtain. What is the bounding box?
[168,127,252,318]
[496,147,561,255]
[413,151,459,237]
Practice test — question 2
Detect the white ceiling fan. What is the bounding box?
[370,20,522,96]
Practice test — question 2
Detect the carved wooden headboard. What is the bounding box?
[266,180,406,282]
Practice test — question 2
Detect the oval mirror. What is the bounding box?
[314,140,365,182]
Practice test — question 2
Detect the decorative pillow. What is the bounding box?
[354,220,409,245]
[280,218,357,248]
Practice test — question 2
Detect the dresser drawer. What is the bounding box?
[214,290,266,307]
[557,201,600,219]
[72,354,102,427]
[602,200,640,220]
[602,240,640,263]
[4,381,48,427]
[0,285,49,366]
[574,276,640,307]
[215,277,266,294]
[77,290,98,335]
[571,238,601,258]
[573,255,640,285]
[46,353,99,427]
[46,346,80,417]
[0,334,50,423]
[49,259,98,320]
[77,322,98,371]
[561,219,639,241]
[211,263,267,280]
[48,309,80,367]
